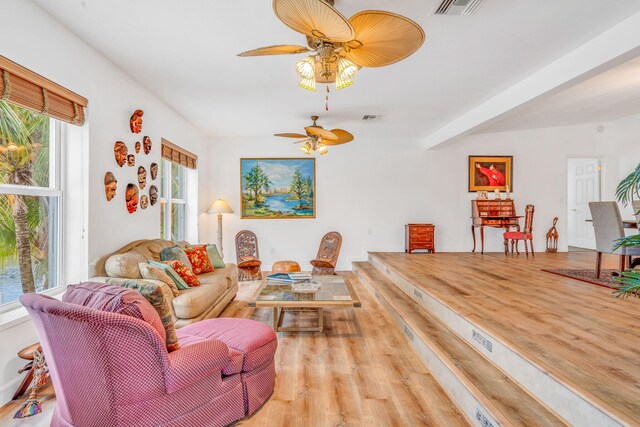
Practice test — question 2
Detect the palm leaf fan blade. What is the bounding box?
[344,11,425,68]
[238,45,312,57]
[274,133,308,138]
[305,126,338,140]
[273,0,355,42]
[322,129,353,145]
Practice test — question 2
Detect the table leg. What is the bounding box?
[472,225,477,252]
[318,308,324,332]
[273,307,279,331]
[480,226,485,254]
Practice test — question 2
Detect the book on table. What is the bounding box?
[266,272,312,283]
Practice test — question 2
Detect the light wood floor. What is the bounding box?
[224,274,467,426]
[370,251,640,425]
[0,274,468,427]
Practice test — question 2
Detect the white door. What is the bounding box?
[567,158,601,249]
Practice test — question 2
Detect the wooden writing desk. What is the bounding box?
[472,200,521,254]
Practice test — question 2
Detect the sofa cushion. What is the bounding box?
[139,263,180,297]
[177,331,242,376]
[63,282,166,345]
[198,269,230,288]
[163,260,200,287]
[172,281,226,319]
[160,246,191,270]
[148,260,189,290]
[105,252,146,279]
[106,278,180,352]
[184,245,214,275]
[178,318,277,371]
[206,244,226,269]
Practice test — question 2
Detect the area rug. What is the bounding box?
[541,269,620,289]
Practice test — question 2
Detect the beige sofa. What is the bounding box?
[88,239,238,328]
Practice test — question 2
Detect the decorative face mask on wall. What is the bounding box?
[114,141,127,167]
[149,185,158,206]
[143,136,152,154]
[104,172,117,201]
[150,163,158,180]
[140,195,149,209]
[125,184,139,213]
[127,154,135,167]
[135,141,141,153]
[137,166,147,190]
[130,109,144,134]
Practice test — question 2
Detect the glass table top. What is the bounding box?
[250,275,355,306]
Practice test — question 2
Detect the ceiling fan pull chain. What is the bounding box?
[326,85,330,111]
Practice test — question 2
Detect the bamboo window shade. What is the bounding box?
[161,138,197,169]
[0,56,87,126]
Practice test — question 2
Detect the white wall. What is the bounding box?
[205,138,429,270]
[425,114,640,253]
[0,0,212,404]
[207,115,640,267]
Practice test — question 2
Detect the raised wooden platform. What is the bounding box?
[355,252,640,427]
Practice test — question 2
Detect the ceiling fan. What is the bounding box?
[239,0,425,92]
[275,115,354,155]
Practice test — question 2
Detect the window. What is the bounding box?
[159,139,198,242]
[160,160,187,241]
[0,102,62,308]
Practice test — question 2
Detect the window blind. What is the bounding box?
[0,56,87,126]
[161,138,197,169]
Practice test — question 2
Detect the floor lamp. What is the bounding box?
[207,199,233,259]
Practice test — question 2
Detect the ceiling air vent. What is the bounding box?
[435,0,485,15]
[362,115,382,121]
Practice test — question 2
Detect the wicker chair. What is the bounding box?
[235,230,262,281]
[310,232,342,275]
[504,205,535,256]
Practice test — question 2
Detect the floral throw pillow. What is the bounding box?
[162,260,200,287]
[105,278,180,352]
[184,245,214,275]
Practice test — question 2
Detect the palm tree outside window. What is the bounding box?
[0,101,62,309]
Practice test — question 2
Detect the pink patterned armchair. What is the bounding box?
[21,287,277,427]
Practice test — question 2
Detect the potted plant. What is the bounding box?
[613,163,640,298]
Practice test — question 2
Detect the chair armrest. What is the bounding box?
[165,339,230,393]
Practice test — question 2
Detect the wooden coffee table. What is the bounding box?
[248,275,360,332]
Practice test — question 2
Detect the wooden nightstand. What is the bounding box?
[405,224,435,254]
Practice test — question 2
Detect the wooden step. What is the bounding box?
[366,252,634,427]
[353,261,568,427]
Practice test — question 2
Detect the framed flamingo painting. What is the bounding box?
[468,156,513,192]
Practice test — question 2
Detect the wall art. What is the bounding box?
[240,158,316,219]
[104,172,117,201]
[130,109,144,133]
[114,141,127,167]
[125,184,139,214]
[135,141,141,153]
[149,185,158,206]
[140,195,149,209]
[138,166,147,190]
[143,136,152,154]
[468,155,513,192]
[150,163,158,180]
[127,154,135,167]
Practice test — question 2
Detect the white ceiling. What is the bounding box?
[33,0,640,142]
[478,55,640,133]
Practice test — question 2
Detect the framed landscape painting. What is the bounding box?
[468,155,513,192]
[240,158,316,219]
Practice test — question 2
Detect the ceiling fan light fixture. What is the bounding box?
[295,56,316,79]
[298,77,317,92]
[300,142,312,155]
[318,145,329,155]
[336,57,360,90]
